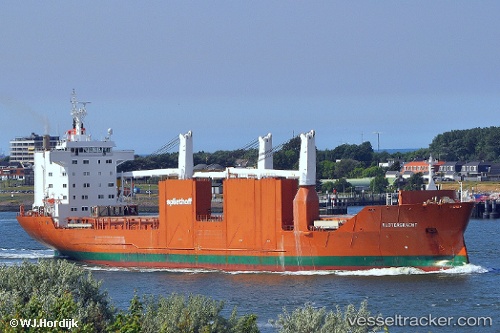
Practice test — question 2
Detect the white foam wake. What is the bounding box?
[224,264,490,276]
[81,265,217,274]
[435,263,489,274]
[334,264,489,276]
[335,266,426,276]
[55,262,492,276]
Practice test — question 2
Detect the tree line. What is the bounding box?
[119,126,500,179]
[118,137,429,180]
[117,138,428,194]
[429,126,500,162]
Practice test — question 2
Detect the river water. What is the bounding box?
[1,209,498,332]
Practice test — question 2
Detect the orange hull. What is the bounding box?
[17,178,473,271]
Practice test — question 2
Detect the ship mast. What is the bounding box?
[69,89,90,141]
[426,155,437,190]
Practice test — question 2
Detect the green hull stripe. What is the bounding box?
[56,250,468,269]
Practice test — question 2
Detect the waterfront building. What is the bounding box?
[460,161,492,180]
[9,133,59,164]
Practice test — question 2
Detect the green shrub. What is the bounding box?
[137,293,258,333]
[107,294,143,333]
[107,292,260,333]
[270,300,384,333]
[0,260,112,332]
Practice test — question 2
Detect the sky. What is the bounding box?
[1,1,499,156]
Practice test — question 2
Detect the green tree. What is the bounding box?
[388,161,401,172]
[403,148,430,162]
[332,178,353,193]
[334,159,362,179]
[404,173,425,191]
[274,136,301,170]
[274,150,299,170]
[370,175,389,193]
[349,166,365,179]
[317,160,336,179]
[355,141,375,165]
[429,126,500,162]
[362,166,385,178]
[321,181,334,193]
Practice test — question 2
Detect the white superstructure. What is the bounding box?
[33,90,134,226]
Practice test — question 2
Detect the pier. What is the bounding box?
[471,200,500,219]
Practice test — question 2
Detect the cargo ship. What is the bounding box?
[17,92,474,271]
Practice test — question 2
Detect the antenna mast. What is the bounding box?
[70,89,90,137]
